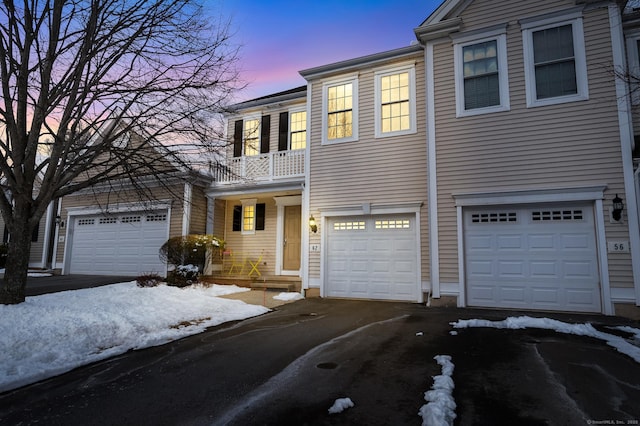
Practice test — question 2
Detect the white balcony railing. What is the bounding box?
[213,150,305,184]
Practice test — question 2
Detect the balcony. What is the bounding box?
[213,150,305,185]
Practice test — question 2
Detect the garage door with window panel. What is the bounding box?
[464,204,601,313]
[326,214,418,301]
[69,211,169,276]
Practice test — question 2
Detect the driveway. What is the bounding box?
[23,274,136,296]
[0,298,638,425]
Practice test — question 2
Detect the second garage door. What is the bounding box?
[464,204,601,313]
[326,214,419,301]
[68,211,169,276]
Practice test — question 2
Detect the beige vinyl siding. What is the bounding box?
[307,55,430,282]
[213,199,226,238]
[432,2,633,287]
[56,184,185,264]
[223,198,277,276]
[188,185,208,235]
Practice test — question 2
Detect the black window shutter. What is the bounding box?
[233,120,243,157]
[278,112,289,151]
[255,203,266,231]
[260,115,270,154]
[232,205,241,231]
[3,225,8,243]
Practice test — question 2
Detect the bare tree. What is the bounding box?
[0,0,241,304]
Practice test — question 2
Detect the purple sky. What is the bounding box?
[215,0,442,101]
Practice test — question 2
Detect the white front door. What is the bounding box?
[464,204,601,312]
[326,214,419,301]
[68,211,169,276]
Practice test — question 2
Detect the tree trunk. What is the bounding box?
[0,212,33,305]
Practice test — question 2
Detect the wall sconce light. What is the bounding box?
[309,215,318,233]
[612,194,624,222]
[55,215,65,228]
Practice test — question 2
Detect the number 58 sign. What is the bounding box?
[607,241,630,253]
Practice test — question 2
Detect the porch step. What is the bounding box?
[250,282,295,291]
[202,275,301,292]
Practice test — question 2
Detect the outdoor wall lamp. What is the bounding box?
[612,194,624,222]
[309,215,318,233]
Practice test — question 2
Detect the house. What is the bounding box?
[210,86,307,287]
[49,128,212,277]
[413,0,639,315]
[216,0,640,316]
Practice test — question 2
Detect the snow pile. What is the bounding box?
[419,355,456,426]
[0,282,268,392]
[451,316,640,363]
[273,292,304,301]
[328,397,354,414]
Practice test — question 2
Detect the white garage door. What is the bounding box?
[69,211,169,276]
[326,214,419,301]
[465,204,601,313]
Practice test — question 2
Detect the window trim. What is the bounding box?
[522,13,588,108]
[288,106,307,150]
[240,199,257,235]
[321,76,359,145]
[243,116,261,157]
[453,28,510,117]
[374,64,417,138]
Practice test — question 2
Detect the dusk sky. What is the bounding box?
[215,0,443,101]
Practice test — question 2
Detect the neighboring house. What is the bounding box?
[216,0,640,316]
[50,128,211,277]
[412,0,639,315]
[211,86,307,281]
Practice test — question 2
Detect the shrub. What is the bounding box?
[167,264,199,287]
[159,234,225,272]
[136,273,164,288]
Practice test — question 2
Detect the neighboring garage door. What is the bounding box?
[464,204,601,313]
[326,214,419,301]
[69,211,169,276]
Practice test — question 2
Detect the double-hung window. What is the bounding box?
[243,118,260,156]
[289,110,307,150]
[233,199,266,235]
[322,77,358,144]
[522,11,588,107]
[375,65,417,137]
[454,26,509,117]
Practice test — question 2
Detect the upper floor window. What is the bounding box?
[375,65,417,137]
[322,77,358,144]
[243,118,260,156]
[522,12,588,107]
[289,110,306,150]
[233,115,270,158]
[453,26,509,117]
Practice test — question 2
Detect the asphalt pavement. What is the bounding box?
[1,297,639,425]
[23,273,137,296]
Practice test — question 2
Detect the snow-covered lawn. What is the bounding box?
[0,281,269,393]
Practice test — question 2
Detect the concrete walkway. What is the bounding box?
[220,288,300,309]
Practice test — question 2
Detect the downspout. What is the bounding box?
[182,182,192,236]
